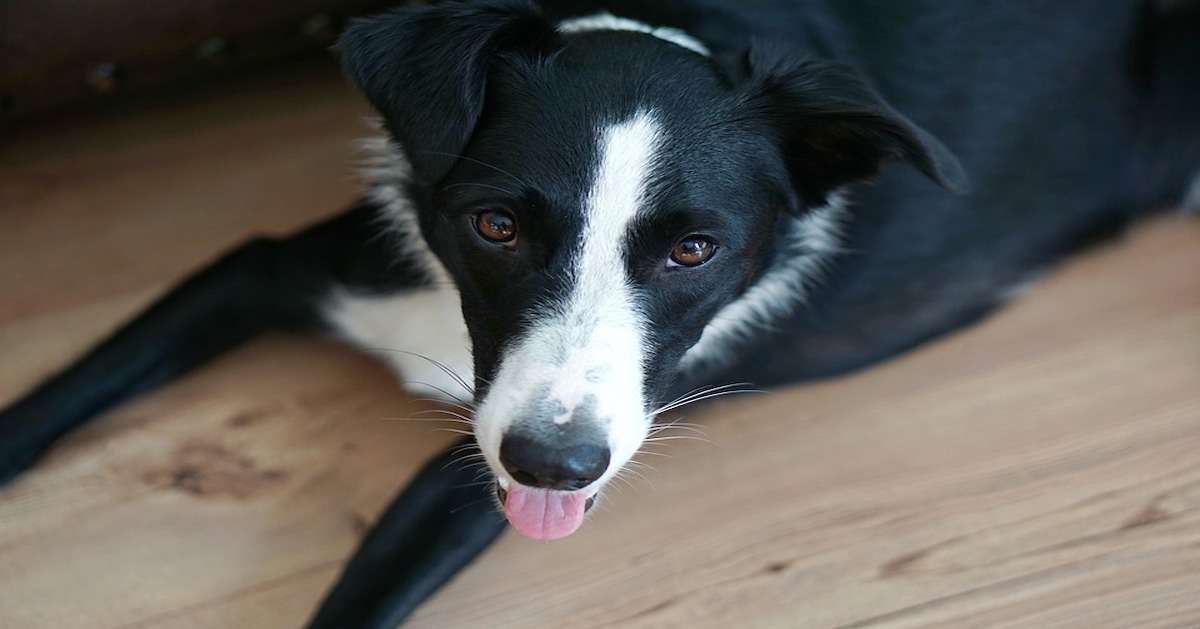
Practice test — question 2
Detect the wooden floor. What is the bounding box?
[1,63,1198,629]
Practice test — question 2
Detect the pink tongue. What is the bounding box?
[503,485,588,540]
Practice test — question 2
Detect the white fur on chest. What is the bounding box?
[324,286,474,401]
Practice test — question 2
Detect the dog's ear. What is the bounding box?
[336,0,557,184]
[738,44,969,206]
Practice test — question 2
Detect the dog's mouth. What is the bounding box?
[495,481,599,540]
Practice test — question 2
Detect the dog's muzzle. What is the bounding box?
[493,429,606,539]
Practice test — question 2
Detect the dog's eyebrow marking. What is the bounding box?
[557,12,711,57]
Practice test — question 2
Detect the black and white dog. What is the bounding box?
[2,0,1197,626]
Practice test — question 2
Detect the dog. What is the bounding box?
[1,0,1197,626]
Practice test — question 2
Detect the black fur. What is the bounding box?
[1,1,1196,626]
[738,46,969,205]
[338,0,558,183]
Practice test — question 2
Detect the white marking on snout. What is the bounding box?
[474,111,664,490]
[557,12,710,57]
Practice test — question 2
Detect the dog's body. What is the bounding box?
[2,0,1197,626]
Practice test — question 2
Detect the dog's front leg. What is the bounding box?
[0,242,292,484]
[307,436,506,629]
[0,203,390,484]
[1,199,507,624]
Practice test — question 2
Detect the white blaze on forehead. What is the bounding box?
[576,109,662,336]
[474,111,664,488]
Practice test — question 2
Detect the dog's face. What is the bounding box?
[339,0,965,539]
[434,44,790,539]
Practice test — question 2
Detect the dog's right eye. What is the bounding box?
[668,235,717,267]
[473,209,517,244]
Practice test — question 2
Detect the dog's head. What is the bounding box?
[338,0,966,539]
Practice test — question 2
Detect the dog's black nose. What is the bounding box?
[499,435,610,490]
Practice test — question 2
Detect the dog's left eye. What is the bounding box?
[473,209,517,244]
[668,236,718,267]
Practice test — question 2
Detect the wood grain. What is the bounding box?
[1,65,1198,629]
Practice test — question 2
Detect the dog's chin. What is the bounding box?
[494,479,600,540]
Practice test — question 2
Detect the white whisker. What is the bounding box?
[652,381,756,414]
[382,415,473,425]
[644,434,714,445]
[411,408,474,423]
[401,380,474,406]
[655,386,765,414]
[367,347,478,396]
[432,427,475,436]
[414,397,476,414]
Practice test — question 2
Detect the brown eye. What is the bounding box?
[474,209,517,244]
[669,236,717,267]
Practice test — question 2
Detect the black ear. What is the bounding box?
[740,45,969,205]
[336,0,557,183]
